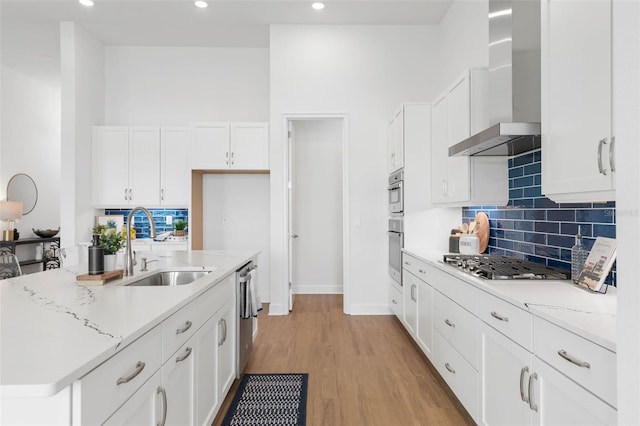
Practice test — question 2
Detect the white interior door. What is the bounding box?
[289,119,344,296]
[287,120,296,311]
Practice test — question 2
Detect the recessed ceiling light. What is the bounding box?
[78,0,94,6]
[312,2,325,10]
[194,0,208,8]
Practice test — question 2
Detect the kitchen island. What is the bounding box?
[0,249,258,425]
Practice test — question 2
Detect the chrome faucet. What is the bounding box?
[125,207,156,276]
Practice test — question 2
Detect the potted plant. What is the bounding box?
[174,220,187,237]
[100,228,125,271]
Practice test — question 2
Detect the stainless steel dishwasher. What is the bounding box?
[237,261,257,377]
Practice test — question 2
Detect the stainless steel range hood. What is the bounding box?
[449,0,541,157]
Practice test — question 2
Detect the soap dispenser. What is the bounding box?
[88,234,105,275]
[571,226,587,283]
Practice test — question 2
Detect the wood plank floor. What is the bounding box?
[213,294,475,425]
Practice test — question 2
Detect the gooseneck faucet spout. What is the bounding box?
[125,207,156,276]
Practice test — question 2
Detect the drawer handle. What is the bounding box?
[490,311,509,322]
[116,361,146,385]
[391,299,398,305]
[157,386,167,426]
[418,269,426,274]
[404,261,411,266]
[519,366,529,403]
[557,349,591,369]
[176,320,193,335]
[444,319,455,328]
[528,373,538,412]
[176,346,193,363]
[445,363,456,374]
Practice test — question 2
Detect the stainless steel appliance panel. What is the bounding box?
[388,219,404,285]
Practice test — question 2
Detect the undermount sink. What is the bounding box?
[126,270,211,287]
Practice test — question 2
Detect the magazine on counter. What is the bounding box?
[576,237,617,292]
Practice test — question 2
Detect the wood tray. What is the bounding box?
[76,270,124,286]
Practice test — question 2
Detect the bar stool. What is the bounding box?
[0,253,22,279]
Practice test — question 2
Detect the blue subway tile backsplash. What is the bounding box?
[104,208,188,239]
[463,149,616,285]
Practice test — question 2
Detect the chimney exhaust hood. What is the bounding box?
[449,0,541,157]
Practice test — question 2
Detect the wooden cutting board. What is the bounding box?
[474,212,490,253]
[76,270,124,286]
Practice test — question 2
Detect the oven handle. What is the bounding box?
[388,182,402,191]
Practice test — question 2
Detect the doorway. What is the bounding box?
[285,114,349,313]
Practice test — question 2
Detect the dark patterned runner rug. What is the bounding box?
[222,373,309,426]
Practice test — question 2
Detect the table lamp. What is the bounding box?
[0,200,23,241]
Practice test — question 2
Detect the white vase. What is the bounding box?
[104,254,117,272]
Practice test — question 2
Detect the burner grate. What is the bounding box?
[443,254,570,280]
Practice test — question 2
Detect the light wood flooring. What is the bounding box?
[213,294,474,426]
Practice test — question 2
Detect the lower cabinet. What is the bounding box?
[403,272,419,336]
[388,281,403,319]
[162,337,197,426]
[402,270,434,359]
[103,370,164,426]
[196,314,221,425]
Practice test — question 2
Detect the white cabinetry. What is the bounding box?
[387,107,404,174]
[402,254,434,360]
[430,69,508,206]
[400,103,431,214]
[403,272,418,336]
[191,122,269,171]
[103,370,165,426]
[93,126,190,207]
[541,0,615,202]
[162,338,196,426]
[388,281,403,320]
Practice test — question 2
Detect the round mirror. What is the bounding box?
[6,173,38,215]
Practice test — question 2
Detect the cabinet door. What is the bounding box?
[191,122,230,170]
[129,127,161,206]
[402,272,418,337]
[431,95,449,204]
[93,126,130,206]
[161,127,190,206]
[230,122,269,170]
[480,323,533,426]
[541,0,614,200]
[387,108,404,174]
[162,336,196,426]
[386,119,396,174]
[103,370,163,426]
[415,278,433,359]
[531,357,617,426]
[445,72,471,203]
[196,315,220,426]
[217,303,236,399]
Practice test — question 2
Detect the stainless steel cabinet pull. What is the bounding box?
[519,366,530,403]
[610,136,616,172]
[557,349,591,369]
[225,151,229,165]
[490,311,509,322]
[124,188,128,200]
[176,320,192,335]
[223,318,227,344]
[129,188,133,200]
[231,152,235,165]
[411,284,417,302]
[418,269,426,274]
[445,319,455,328]
[445,363,456,374]
[157,386,167,426]
[391,299,398,305]
[597,138,608,175]
[528,373,538,412]
[404,261,411,266]
[176,346,192,363]
[116,361,146,385]
[161,188,164,201]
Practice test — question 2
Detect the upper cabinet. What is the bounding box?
[431,69,508,207]
[387,107,404,174]
[541,0,615,202]
[92,126,190,208]
[191,122,269,171]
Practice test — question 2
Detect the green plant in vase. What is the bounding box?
[174,220,187,237]
[100,228,125,254]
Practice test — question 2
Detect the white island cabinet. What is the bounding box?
[0,250,259,426]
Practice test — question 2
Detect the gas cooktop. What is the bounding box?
[442,254,570,280]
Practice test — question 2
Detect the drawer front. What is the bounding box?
[388,282,403,320]
[78,325,162,425]
[477,290,532,351]
[425,263,479,315]
[402,253,428,279]
[162,299,198,363]
[533,317,616,407]
[433,290,479,369]
[197,274,234,326]
[433,330,479,422]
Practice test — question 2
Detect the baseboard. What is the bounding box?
[267,303,287,315]
[348,303,394,315]
[293,285,343,294]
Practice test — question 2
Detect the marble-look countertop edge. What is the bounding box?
[402,247,617,353]
[0,250,259,398]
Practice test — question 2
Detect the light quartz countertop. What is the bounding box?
[0,250,258,399]
[403,248,617,353]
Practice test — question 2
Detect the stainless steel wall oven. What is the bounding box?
[388,169,404,214]
[388,218,404,286]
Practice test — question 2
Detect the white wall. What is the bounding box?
[104,47,269,124]
[269,25,440,315]
[60,22,105,247]
[202,174,270,302]
[0,65,61,265]
[292,119,343,294]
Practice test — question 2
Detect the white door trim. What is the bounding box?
[282,113,351,315]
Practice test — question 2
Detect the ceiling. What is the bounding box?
[1,0,453,87]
